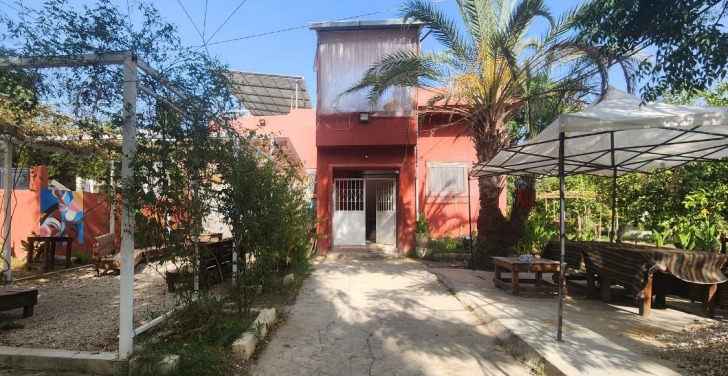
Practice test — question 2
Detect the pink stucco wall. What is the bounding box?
[231,109,317,169]
[417,120,480,239]
[228,98,506,250]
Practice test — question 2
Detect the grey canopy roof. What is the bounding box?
[224,71,312,116]
[471,87,728,177]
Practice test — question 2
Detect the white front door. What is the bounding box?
[333,179,365,246]
[375,180,396,245]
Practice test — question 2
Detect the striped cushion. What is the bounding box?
[576,241,728,297]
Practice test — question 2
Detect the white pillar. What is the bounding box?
[109,160,115,236]
[119,53,137,359]
[231,137,240,283]
[2,141,12,282]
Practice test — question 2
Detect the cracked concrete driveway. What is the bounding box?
[250,259,529,376]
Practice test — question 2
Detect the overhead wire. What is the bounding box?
[201,6,408,47]
[205,0,248,44]
[202,0,209,40]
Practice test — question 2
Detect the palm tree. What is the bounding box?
[347,0,637,268]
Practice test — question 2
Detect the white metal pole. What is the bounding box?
[231,137,240,283]
[119,53,138,359]
[2,141,12,282]
[109,160,115,236]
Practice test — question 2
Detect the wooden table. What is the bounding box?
[493,257,563,295]
[0,287,38,318]
[26,236,74,272]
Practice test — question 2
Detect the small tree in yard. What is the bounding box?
[213,135,313,317]
[347,0,637,268]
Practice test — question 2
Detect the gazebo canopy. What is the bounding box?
[471,87,728,178]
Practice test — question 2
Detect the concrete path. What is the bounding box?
[433,268,698,376]
[250,260,530,376]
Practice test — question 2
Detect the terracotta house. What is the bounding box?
[232,19,500,255]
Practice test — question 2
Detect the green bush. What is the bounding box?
[72,249,93,265]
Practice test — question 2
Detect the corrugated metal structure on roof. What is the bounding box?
[309,19,426,31]
[224,71,312,116]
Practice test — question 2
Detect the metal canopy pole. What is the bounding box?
[610,132,617,243]
[2,141,12,282]
[118,53,138,359]
[468,176,474,270]
[557,131,566,342]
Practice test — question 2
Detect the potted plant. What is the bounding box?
[415,213,431,258]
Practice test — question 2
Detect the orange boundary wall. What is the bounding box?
[0,166,115,261]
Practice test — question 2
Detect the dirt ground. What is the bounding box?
[0,262,180,352]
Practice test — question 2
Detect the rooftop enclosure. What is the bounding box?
[311,20,422,116]
[311,20,423,148]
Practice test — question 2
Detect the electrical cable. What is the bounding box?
[202,6,407,47]
[206,0,249,44]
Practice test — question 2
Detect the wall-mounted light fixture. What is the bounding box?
[259,119,267,127]
[358,112,371,124]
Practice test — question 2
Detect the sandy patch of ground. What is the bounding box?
[0,262,180,352]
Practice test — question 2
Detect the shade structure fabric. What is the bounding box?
[470,87,728,177]
[224,71,312,116]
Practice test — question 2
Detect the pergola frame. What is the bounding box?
[0,51,186,359]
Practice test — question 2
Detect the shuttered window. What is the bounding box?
[428,163,466,194]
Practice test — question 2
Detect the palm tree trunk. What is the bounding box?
[471,121,533,269]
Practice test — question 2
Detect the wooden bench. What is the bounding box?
[166,239,233,292]
[93,233,116,277]
[0,287,38,318]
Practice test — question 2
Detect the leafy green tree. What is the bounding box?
[578,0,728,101]
[347,0,635,267]
[213,136,313,316]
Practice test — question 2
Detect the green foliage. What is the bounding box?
[673,225,696,250]
[130,303,253,376]
[71,249,92,265]
[577,0,728,101]
[213,135,314,317]
[415,213,430,237]
[651,227,671,247]
[694,220,720,252]
[426,237,459,254]
[517,213,558,254]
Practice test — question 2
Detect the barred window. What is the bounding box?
[428,163,466,194]
[306,169,317,196]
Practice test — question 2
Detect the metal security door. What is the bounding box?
[375,180,396,245]
[333,179,365,246]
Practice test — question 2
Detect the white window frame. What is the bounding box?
[427,162,467,195]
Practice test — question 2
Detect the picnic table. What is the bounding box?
[492,256,563,295]
[26,236,74,272]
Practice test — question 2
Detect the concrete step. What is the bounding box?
[0,346,118,375]
[326,252,402,260]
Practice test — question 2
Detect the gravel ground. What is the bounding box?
[659,322,728,376]
[0,262,180,352]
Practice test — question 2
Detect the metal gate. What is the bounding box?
[375,180,396,245]
[333,179,365,246]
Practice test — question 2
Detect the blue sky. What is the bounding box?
[1,0,603,102]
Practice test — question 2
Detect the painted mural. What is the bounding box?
[39,189,84,244]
